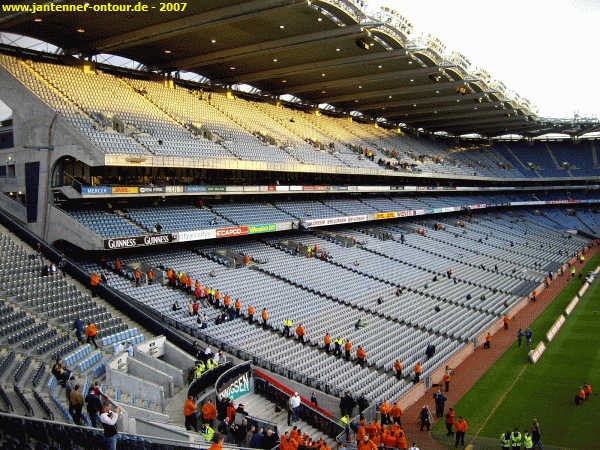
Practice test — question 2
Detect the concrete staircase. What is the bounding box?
[242,392,337,446]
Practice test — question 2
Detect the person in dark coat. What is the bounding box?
[85,390,103,427]
[433,389,447,418]
[419,405,432,431]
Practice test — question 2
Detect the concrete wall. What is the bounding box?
[106,365,165,411]
[396,382,426,412]
[162,340,196,371]
[127,357,174,398]
[46,204,104,250]
[134,351,184,388]
[133,419,197,444]
[429,342,474,385]
[0,192,27,223]
[110,398,171,424]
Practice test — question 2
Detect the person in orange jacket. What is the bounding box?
[357,434,377,450]
[390,402,402,426]
[484,333,491,350]
[296,325,305,343]
[443,370,452,392]
[395,428,408,450]
[382,428,396,448]
[134,268,141,286]
[261,308,268,328]
[413,362,422,383]
[584,383,592,398]
[503,315,510,330]
[223,294,230,310]
[186,276,192,293]
[208,433,224,450]
[454,416,468,447]
[115,258,121,271]
[183,395,198,431]
[85,322,98,348]
[147,269,154,285]
[356,423,367,443]
[356,346,367,366]
[324,333,331,353]
[247,306,254,323]
[344,340,352,361]
[445,407,455,435]
[379,400,391,425]
[201,399,216,425]
[234,299,241,318]
[575,387,586,405]
[394,360,403,379]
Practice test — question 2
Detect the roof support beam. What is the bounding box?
[92,0,306,53]
[166,23,369,71]
[224,49,409,83]
[358,92,486,112]
[323,80,467,104]
[411,110,511,126]
[273,67,440,95]
[385,102,504,120]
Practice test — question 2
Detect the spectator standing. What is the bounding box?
[70,384,84,425]
[531,418,542,449]
[433,389,446,418]
[484,333,491,349]
[394,360,403,380]
[413,362,422,383]
[85,389,102,428]
[100,405,121,450]
[443,367,452,392]
[517,329,523,347]
[126,342,134,357]
[86,322,98,348]
[310,392,318,407]
[290,392,301,423]
[249,427,264,448]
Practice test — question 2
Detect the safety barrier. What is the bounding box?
[546,315,565,342]
[528,341,546,364]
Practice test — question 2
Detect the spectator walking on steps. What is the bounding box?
[85,388,102,428]
[261,308,268,328]
[324,333,331,353]
[85,322,98,348]
[394,360,403,379]
[70,384,84,425]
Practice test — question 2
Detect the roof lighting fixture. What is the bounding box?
[354,99,359,103]
[321,73,326,77]
[33,17,42,22]
[281,79,287,83]
[335,48,341,52]
[435,90,440,94]
[434,110,438,114]
[229,66,236,70]
[76,28,85,33]
[280,25,285,29]
[412,104,417,107]
[388,95,392,99]
[273,58,278,62]
[211,39,217,43]
[409,79,414,82]
[408,60,413,65]
[164,49,172,54]
[317,17,323,22]
[358,85,362,89]
[321,90,327,94]
[473,106,478,110]
[378,65,383,69]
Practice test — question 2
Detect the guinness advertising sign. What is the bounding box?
[104,233,176,250]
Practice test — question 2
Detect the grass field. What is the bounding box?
[433,251,600,449]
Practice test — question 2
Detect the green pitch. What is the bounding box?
[433,251,600,449]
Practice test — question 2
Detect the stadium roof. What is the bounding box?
[0,0,596,137]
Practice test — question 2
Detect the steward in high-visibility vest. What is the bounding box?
[510,429,522,448]
[195,362,206,378]
[283,319,292,337]
[206,358,216,370]
[333,338,343,356]
[523,431,533,449]
[200,424,214,441]
[500,431,511,449]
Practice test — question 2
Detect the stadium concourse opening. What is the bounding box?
[0,0,599,449]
